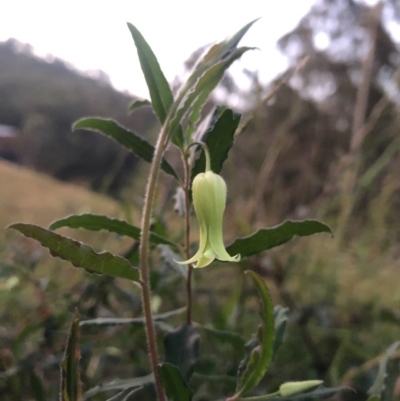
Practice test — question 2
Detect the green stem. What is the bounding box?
[204,145,211,171]
[139,123,170,401]
[183,155,193,324]
[187,141,211,171]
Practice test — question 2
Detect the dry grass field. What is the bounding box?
[0,160,122,229]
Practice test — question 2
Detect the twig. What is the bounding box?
[336,2,382,243]
[350,3,383,152]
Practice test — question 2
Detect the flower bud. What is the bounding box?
[279,380,323,397]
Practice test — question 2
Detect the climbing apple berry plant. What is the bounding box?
[8,20,350,401]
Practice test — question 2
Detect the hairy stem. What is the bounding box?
[139,123,170,401]
[138,75,196,400]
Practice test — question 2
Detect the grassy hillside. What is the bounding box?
[0,160,122,229]
[0,39,157,195]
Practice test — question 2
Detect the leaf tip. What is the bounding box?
[6,222,24,231]
[72,119,84,131]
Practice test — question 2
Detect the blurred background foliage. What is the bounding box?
[1,0,400,400]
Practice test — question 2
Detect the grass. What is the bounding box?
[0,159,122,229]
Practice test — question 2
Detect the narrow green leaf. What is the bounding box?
[222,19,260,57]
[238,386,350,401]
[169,47,253,140]
[73,118,178,179]
[80,307,186,327]
[368,341,400,400]
[273,306,289,360]
[49,214,177,247]
[184,47,249,140]
[129,99,151,114]
[227,220,332,258]
[61,309,82,401]
[126,23,185,148]
[188,19,259,88]
[159,363,193,401]
[234,271,275,398]
[191,108,241,180]
[208,19,259,66]
[9,223,139,282]
[126,23,173,124]
[83,376,153,400]
[164,325,199,381]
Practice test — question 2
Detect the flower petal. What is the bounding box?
[180,169,240,268]
[209,223,240,262]
[195,252,215,268]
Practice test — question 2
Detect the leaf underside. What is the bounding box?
[169,47,253,141]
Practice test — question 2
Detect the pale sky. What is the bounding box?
[0,0,316,99]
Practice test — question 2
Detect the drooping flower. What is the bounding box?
[179,169,240,268]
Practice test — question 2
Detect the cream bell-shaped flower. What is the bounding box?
[179,169,240,268]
